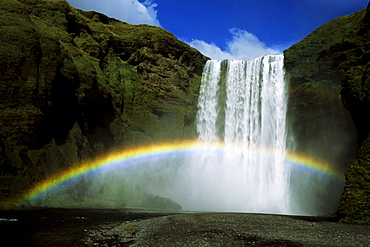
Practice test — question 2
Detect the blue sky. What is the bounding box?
[66,0,368,60]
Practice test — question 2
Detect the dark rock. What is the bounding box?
[142,195,182,210]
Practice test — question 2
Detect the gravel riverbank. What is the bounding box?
[1,208,369,246]
[85,212,370,247]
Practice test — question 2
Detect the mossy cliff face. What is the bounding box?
[0,0,208,204]
[284,4,370,223]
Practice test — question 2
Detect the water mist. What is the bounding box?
[92,55,292,213]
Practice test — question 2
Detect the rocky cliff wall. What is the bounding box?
[284,3,370,223]
[0,0,208,204]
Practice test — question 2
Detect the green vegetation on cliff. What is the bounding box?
[284,3,370,223]
[0,0,208,205]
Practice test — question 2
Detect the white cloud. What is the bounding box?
[187,40,234,60]
[188,28,283,60]
[67,0,160,26]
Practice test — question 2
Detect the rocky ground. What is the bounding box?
[0,208,369,246]
[86,212,370,247]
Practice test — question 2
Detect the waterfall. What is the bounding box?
[195,54,290,214]
[31,53,345,215]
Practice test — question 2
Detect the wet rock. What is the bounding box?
[142,195,182,210]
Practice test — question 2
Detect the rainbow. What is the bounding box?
[16,140,344,205]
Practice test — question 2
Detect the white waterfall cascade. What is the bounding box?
[193,54,290,214]
[32,54,347,215]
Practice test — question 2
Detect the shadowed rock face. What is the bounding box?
[284,3,370,223]
[0,0,208,203]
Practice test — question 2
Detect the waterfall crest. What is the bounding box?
[195,54,290,213]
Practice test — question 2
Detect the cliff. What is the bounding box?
[0,0,208,204]
[284,3,370,223]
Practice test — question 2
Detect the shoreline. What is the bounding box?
[1,207,369,246]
